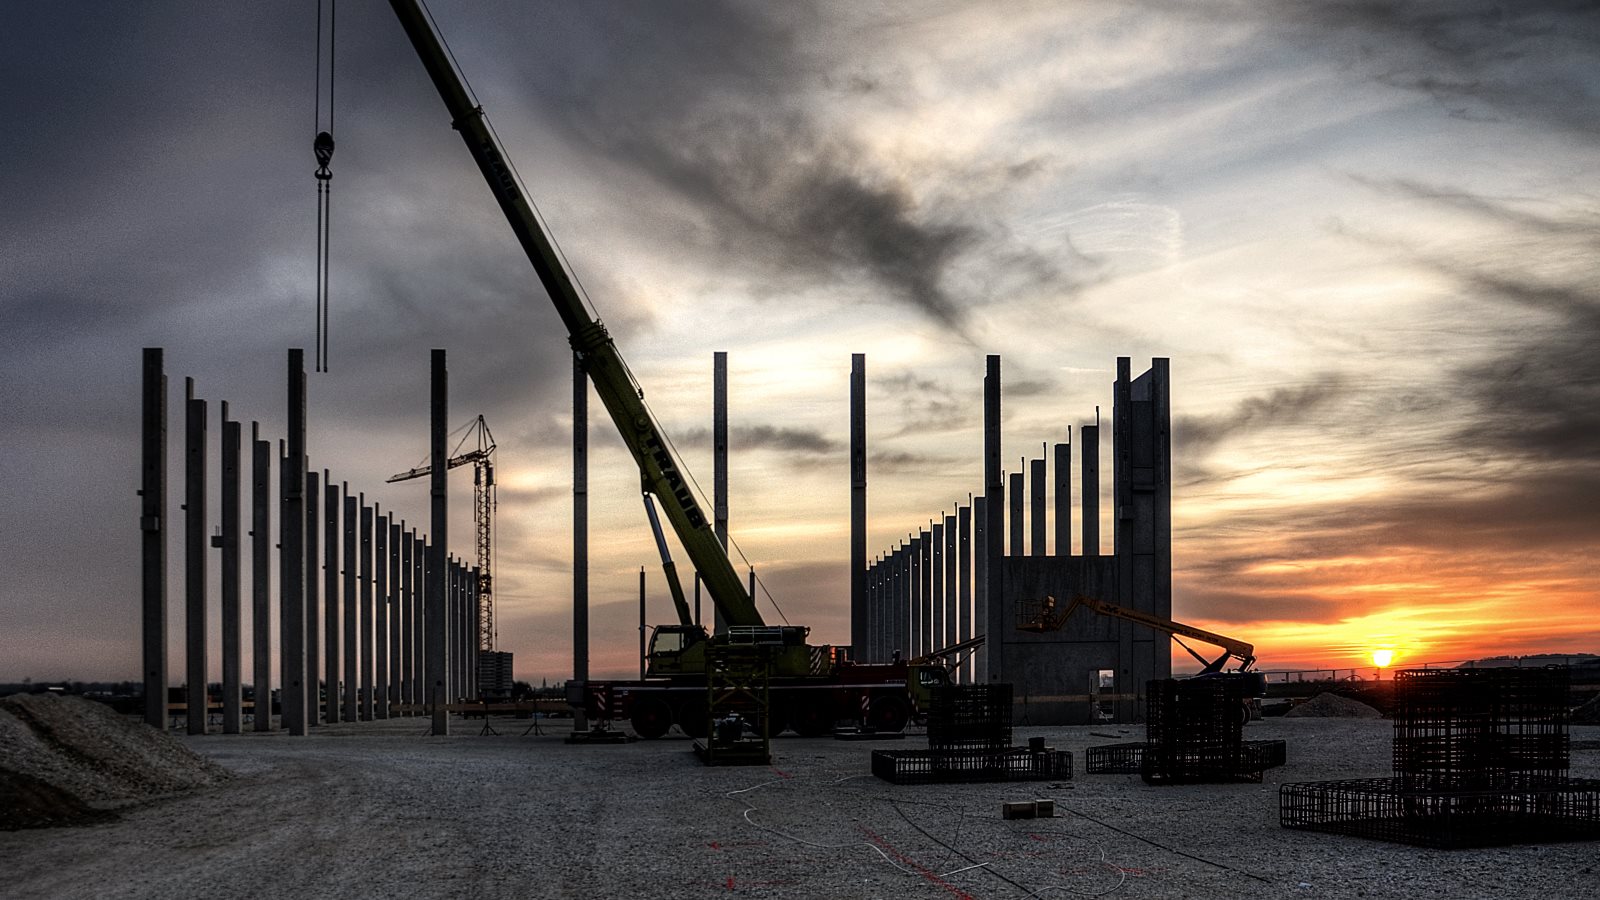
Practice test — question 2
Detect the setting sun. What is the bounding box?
[1372,649,1395,668]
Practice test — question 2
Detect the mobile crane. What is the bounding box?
[385,1,943,738]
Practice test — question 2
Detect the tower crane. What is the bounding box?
[389,415,497,651]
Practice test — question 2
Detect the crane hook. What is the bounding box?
[314,131,335,179]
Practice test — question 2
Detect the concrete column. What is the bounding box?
[957,504,971,682]
[897,547,909,659]
[713,350,729,637]
[572,351,588,731]
[973,495,987,683]
[342,487,357,722]
[219,405,242,734]
[324,478,340,723]
[1153,359,1173,681]
[944,513,957,650]
[184,378,207,736]
[400,523,412,712]
[1082,423,1099,556]
[862,560,874,662]
[412,533,424,715]
[360,498,373,721]
[1113,360,1134,722]
[428,348,450,735]
[983,355,1004,683]
[930,521,943,654]
[1030,456,1046,556]
[906,538,920,660]
[849,353,867,658]
[389,520,402,714]
[638,566,647,680]
[919,530,932,658]
[469,566,480,700]
[1054,437,1071,559]
[1009,471,1024,557]
[283,349,308,737]
[140,348,168,730]
[374,510,389,719]
[304,470,320,725]
[251,426,272,732]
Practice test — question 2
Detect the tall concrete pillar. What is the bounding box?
[469,566,480,700]
[360,498,374,721]
[304,470,320,725]
[374,510,389,719]
[1152,359,1172,681]
[973,495,987,682]
[983,356,1004,682]
[849,353,867,658]
[572,351,588,731]
[1054,436,1071,559]
[944,513,957,650]
[918,530,932,658]
[140,349,168,730]
[251,426,272,732]
[324,478,340,723]
[1030,456,1046,556]
[713,350,729,637]
[957,504,971,682]
[862,560,875,661]
[342,487,358,722]
[930,521,943,654]
[915,534,928,656]
[184,378,207,736]
[897,546,909,659]
[1112,361,1134,721]
[283,349,308,736]
[400,523,412,712]
[1008,471,1024,557]
[219,405,242,734]
[389,520,402,715]
[428,349,450,735]
[1082,423,1099,556]
[412,533,424,715]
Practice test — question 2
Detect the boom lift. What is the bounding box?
[385,0,946,738]
[1018,594,1256,675]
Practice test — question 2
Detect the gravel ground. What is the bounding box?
[2,716,1597,899]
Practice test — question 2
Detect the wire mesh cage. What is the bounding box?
[1281,666,1597,847]
[871,747,1073,785]
[1140,676,1262,783]
[1392,667,1569,789]
[925,683,1013,751]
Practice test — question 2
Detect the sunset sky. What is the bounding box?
[3,2,1597,684]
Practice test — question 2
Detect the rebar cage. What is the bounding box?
[871,747,1073,785]
[1140,676,1267,784]
[1281,666,1600,847]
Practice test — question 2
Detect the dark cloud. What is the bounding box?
[675,424,839,455]
[1173,376,1349,456]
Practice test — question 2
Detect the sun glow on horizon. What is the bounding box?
[1371,648,1395,668]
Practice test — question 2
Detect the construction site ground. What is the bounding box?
[4,715,1597,899]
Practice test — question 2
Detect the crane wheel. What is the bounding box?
[630,698,672,739]
[869,696,910,733]
[675,699,710,739]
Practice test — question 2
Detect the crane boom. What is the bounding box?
[386,0,762,628]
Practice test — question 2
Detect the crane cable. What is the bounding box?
[312,0,337,372]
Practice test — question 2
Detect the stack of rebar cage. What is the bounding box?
[1281,666,1600,847]
[871,684,1072,784]
[1138,675,1280,784]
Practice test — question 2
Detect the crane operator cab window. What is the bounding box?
[648,625,706,656]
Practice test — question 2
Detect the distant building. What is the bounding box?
[477,651,514,699]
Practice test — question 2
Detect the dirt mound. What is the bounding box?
[0,693,232,830]
[1573,694,1600,725]
[1284,692,1382,719]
